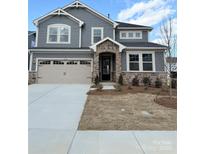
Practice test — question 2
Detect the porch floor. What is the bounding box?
[101,82,116,90]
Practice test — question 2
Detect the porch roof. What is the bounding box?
[121,42,168,50]
[89,37,126,52]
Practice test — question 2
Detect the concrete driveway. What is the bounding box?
[28,84,90,154]
[29,84,176,154]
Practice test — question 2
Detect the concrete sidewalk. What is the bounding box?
[29,84,176,154]
[68,131,176,154]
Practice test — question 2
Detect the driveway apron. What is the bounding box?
[28,84,90,154]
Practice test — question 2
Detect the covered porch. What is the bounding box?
[90,37,126,83]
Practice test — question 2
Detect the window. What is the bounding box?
[120,31,142,39]
[39,61,51,65]
[91,27,103,44]
[80,60,91,65]
[142,54,153,71]
[53,61,64,65]
[47,24,70,44]
[127,52,155,72]
[67,60,78,65]
[129,54,139,71]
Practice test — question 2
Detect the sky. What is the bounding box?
[28,0,177,43]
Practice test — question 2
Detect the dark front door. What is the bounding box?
[101,56,111,81]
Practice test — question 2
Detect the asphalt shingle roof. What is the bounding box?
[120,42,168,48]
[116,21,152,30]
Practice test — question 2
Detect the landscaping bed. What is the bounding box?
[88,85,177,96]
[78,92,177,130]
[155,96,177,109]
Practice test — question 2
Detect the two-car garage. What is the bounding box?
[37,59,92,84]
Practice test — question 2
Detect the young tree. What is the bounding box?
[159,17,177,99]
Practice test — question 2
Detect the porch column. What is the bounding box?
[93,52,99,78]
[115,50,122,82]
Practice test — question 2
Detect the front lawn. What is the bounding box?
[78,87,177,130]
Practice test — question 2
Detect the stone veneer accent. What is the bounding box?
[122,72,167,86]
[28,72,37,84]
[93,40,121,82]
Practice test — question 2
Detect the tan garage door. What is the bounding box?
[37,60,92,84]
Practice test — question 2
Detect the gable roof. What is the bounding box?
[62,0,118,28]
[116,21,153,30]
[90,37,126,52]
[33,8,84,26]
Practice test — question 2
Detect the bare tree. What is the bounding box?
[159,17,177,98]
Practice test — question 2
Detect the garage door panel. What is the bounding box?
[37,60,92,84]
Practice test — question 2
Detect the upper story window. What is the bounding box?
[120,31,142,39]
[91,27,103,44]
[47,24,71,44]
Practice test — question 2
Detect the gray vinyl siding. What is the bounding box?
[37,16,79,48]
[31,52,93,71]
[121,50,165,72]
[28,34,35,48]
[116,30,148,43]
[121,50,127,71]
[155,51,165,71]
[64,7,113,47]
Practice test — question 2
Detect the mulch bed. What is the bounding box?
[155,97,177,109]
[88,85,177,96]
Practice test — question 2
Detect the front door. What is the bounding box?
[101,56,111,81]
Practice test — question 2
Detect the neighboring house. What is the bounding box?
[28,31,36,70]
[28,0,167,84]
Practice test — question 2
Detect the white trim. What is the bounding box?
[33,8,84,27]
[35,26,39,47]
[120,31,142,39]
[126,47,167,50]
[113,28,115,40]
[62,1,118,28]
[35,57,93,72]
[29,48,91,52]
[91,27,104,45]
[117,27,152,30]
[90,37,126,52]
[46,24,71,44]
[126,51,156,72]
[79,27,82,48]
[29,52,33,71]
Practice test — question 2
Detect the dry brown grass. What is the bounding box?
[78,93,177,130]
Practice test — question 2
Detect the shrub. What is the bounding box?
[132,75,139,86]
[94,75,99,85]
[171,78,177,89]
[96,84,103,91]
[143,77,151,90]
[118,74,123,85]
[115,83,122,91]
[155,78,162,88]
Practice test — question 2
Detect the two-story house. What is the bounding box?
[28,0,167,84]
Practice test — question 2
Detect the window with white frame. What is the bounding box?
[47,24,71,43]
[120,31,142,39]
[127,52,154,72]
[129,54,139,71]
[142,54,153,71]
[91,27,103,44]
